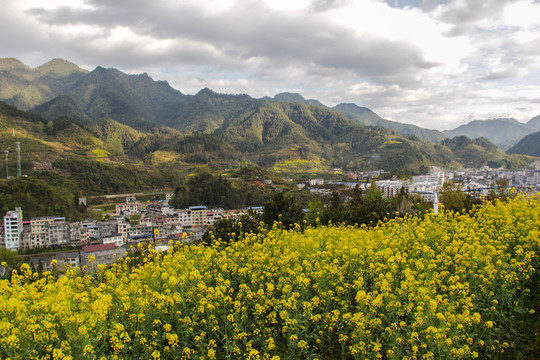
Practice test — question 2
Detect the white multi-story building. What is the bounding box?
[309,179,325,186]
[375,180,407,199]
[4,207,23,251]
[412,172,445,185]
[176,209,191,227]
[102,232,124,247]
[146,201,175,217]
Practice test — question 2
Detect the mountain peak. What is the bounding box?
[444,117,535,150]
[35,58,88,77]
[196,88,218,97]
[527,114,540,130]
[333,103,381,119]
[273,92,307,102]
[271,92,326,107]
[0,57,30,71]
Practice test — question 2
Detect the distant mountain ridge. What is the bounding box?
[507,130,540,157]
[1,58,539,165]
[333,103,447,143]
[443,117,540,150]
[1,58,452,143]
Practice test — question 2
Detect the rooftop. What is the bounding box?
[82,243,117,253]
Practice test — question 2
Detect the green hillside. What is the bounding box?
[0,101,184,197]
[507,130,540,157]
[440,136,534,169]
[165,88,254,133]
[88,118,146,158]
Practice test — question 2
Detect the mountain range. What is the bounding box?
[0,57,538,176]
[443,117,540,150]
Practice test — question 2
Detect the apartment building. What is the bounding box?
[44,218,70,247]
[3,207,23,251]
[30,216,55,249]
[19,221,32,250]
[375,180,407,199]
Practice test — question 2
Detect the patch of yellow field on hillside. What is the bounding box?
[149,150,181,164]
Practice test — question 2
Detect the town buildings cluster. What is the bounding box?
[1,194,263,272]
[2,163,540,272]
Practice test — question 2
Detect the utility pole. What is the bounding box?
[16,142,21,177]
[4,150,8,179]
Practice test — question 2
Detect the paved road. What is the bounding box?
[87,191,170,199]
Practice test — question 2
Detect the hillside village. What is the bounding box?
[3,162,540,275]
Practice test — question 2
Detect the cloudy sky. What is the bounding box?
[2,0,540,130]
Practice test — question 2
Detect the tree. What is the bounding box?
[0,247,18,268]
[305,196,324,226]
[487,179,511,203]
[320,191,348,225]
[418,165,430,174]
[440,182,474,213]
[394,186,413,215]
[357,182,395,225]
[261,192,304,230]
[202,212,261,246]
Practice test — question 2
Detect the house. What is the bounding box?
[102,232,124,247]
[56,251,80,271]
[115,196,143,215]
[80,243,127,272]
[27,255,55,272]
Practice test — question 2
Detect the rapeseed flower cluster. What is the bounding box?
[0,194,539,359]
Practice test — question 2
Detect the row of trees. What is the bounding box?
[53,158,182,195]
[170,171,271,210]
[203,180,514,246]
[0,177,87,221]
[202,184,404,246]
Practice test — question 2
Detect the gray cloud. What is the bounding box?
[23,0,435,87]
[2,0,540,130]
[310,0,351,12]
[435,0,519,36]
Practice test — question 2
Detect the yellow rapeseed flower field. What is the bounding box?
[1,194,539,359]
